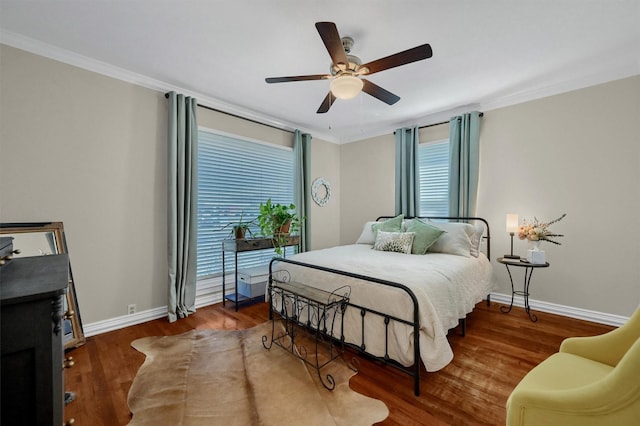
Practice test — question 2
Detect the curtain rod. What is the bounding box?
[393,112,484,134]
[164,92,293,134]
[418,112,484,130]
[165,92,483,135]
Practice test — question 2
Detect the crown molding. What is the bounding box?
[479,64,640,113]
[0,29,338,143]
[1,29,168,92]
[384,68,640,143]
[2,29,637,146]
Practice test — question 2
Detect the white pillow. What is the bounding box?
[355,221,378,244]
[427,222,475,257]
[356,215,404,244]
[469,223,485,258]
[373,231,415,254]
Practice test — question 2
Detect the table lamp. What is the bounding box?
[505,213,520,259]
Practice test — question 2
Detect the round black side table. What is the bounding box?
[497,257,550,322]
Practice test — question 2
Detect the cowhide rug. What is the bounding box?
[127,322,388,425]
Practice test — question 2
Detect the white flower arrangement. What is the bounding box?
[518,214,566,245]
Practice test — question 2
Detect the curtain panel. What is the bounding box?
[167,92,198,323]
[395,126,420,217]
[448,111,481,217]
[293,130,312,252]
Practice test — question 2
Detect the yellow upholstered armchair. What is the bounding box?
[506,308,640,426]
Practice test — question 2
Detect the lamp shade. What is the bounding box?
[506,213,519,233]
[330,75,363,99]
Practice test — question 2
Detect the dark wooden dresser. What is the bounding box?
[1,254,69,426]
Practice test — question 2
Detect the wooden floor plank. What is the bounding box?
[63,301,614,425]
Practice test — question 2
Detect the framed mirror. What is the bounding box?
[0,222,85,349]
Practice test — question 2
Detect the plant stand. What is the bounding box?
[221,236,300,311]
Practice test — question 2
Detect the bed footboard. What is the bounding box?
[269,257,423,396]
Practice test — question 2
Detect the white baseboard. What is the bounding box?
[83,290,628,337]
[83,291,225,337]
[83,306,168,337]
[488,292,628,327]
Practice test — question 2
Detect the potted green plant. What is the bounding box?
[257,199,301,256]
[218,212,256,240]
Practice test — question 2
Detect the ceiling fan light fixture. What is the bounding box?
[330,75,363,99]
[265,22,432,113]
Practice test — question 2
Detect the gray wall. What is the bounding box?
[339,75,640,317]
[1,44,169,323]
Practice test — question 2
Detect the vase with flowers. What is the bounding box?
[518,213,567,245]
[518,213,566,263]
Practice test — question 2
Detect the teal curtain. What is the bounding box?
[448,111,480,217]
[293,130,312,252]
[395,126,420,217]
[167,92,198,323]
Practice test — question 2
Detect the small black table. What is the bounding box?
[497,257,549,322]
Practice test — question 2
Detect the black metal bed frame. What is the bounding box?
[267,216,491,396]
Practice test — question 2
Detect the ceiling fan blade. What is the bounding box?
[266,74,330,83]
[315,22,350,68]
[360,44,433,75]
[316,92,336,114]
[361,79,400,105]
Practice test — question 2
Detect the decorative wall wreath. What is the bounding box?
[311,177,331,207]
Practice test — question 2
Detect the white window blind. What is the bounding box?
[418,140,449,217]
[197,130,294,279]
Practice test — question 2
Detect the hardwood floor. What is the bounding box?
[64,301,614,425]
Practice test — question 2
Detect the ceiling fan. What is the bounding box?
[265,22,433,114]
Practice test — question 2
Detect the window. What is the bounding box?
[418,140,449,217]
[197,129,294,279]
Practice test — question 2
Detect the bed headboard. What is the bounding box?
[376,216,491,260]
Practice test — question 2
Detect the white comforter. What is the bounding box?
[271,244,493,371]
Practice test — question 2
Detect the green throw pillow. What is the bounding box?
[406,219,446,254]
[372,214,404,238]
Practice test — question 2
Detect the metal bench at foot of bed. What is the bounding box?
[262,278,352,391]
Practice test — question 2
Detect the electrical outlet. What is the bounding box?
[127,304,136,315]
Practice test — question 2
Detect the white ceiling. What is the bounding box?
[1,1,638,143]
